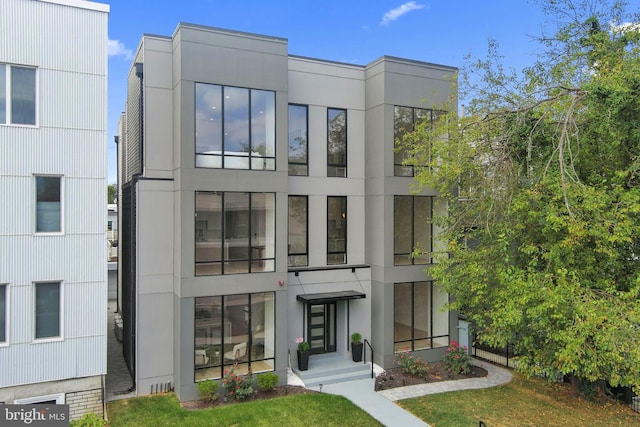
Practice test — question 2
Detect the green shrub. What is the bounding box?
[222,368,254,400]
[70,412,105,427]
[297,341,310,351]
[257,372,279,391]
[396,351,429,378]
[196,379,220,403]
[442,340,472,375]
[351,332,362,343]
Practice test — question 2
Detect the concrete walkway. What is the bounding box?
[297,358,512,427]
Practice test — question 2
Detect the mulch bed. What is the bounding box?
[182,385,318,409]
[375,362,488,391]
[183,362,488,409]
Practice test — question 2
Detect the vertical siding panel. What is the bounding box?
[0,0,108,388]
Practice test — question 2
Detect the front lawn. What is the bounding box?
[400,372,640,426]
[107,392,381,427]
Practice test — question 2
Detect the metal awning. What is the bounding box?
[296,290,366,304]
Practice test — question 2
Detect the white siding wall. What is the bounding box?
[0,0,108,388]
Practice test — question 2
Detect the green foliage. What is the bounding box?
[70,412,105,427]
[442,340,472,375]
[256,372,279,391]
[404,0,640,392]
[351,332,362,343]
[222,368,254,400]
[396,351,429,378]
[297,341,310,352]
[196,379,219,403]
[107,183,117,204]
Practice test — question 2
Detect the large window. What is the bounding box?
[288,104,308,176]
[394,281,449,352]
[1,64,36,125]
[195,83,275,170]
[194,292,275,380]
[36,176,62,233]
[394,106,432,176]
[394,195,432,265]
[288,196,308,267]
[327,196,347,265]
[327,108,347,177]
[0,285,6,343]
[35,282,61,340]
[195,192,275,276]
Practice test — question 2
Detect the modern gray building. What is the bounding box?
[0,0,109,419]
[117,22,457,402]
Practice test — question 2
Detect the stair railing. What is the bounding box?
[363,339,374,378]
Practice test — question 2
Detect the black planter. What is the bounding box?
[351,342,363,362]
[297,350,310,371]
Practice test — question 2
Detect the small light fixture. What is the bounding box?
[278,279,284,286]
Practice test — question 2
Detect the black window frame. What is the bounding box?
[288,195,309,267]
[327,196,347,265]
[394,105,432,177]
[288,104,309,176]
[394,195,433,265]
[327,107,347,177]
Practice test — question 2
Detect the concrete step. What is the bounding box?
[294,353,374,388]
[303,368,373,388]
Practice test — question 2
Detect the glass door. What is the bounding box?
[307,302,336,354]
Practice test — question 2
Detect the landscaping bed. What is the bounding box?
[375,362,488,391]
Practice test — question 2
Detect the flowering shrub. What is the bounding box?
[222,368,254,400]
[442,340,471,375]
[396,351,429,378]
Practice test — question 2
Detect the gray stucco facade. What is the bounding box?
[118,22,458,402]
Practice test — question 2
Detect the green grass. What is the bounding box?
[107,393,382,427]
[400,372,640,427]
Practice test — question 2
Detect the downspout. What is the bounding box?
[134,62,144,177]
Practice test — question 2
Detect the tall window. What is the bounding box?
[195,192,275,276]
[327,108,347,177]
[394,195,432,265]
[194,292,275,380]
[288,105,308,176]
[288,196,308,267]
[195,83,275,170]
[394,106,431,176]
[327,196,347,265]
[36,176,62,233]
[394,281,449,352]
[35,282,61,339]
[1,64,36,125]
[0,285,6,343]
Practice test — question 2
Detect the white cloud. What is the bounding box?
[380,2,426,26]
[108,39,133,60]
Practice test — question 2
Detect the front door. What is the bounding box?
[307,302,336,354]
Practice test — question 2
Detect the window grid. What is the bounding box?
[394,281,449,353]
[35,175,62,234]
[195,192,275,276]
[327,196,347,265]
[327,108,347,177]
[195,83,276,170]
[194,292,275,381]
[394,106,432,177]
[288,104,308,176]
[394,195,433,265]
[288,195,308,267]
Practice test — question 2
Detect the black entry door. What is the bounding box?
[308,303,336,354]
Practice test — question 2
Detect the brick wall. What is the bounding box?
[66,388,104,420]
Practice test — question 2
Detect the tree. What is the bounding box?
[401,0,640,394]
[107,183,117,204]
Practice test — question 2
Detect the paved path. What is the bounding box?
[106,300,136,401]
[301,358,512,427]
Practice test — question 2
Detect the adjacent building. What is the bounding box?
[117,22,457,401]
[0,0,109,419]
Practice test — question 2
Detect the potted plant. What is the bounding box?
[351,332,363,362]
[296,338,310,371]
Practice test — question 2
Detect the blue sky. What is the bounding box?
[105,1,550,184]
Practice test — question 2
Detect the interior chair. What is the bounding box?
[195,349,209,366]
[224,342,247,362]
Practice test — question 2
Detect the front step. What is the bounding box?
[294,354,373,388]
